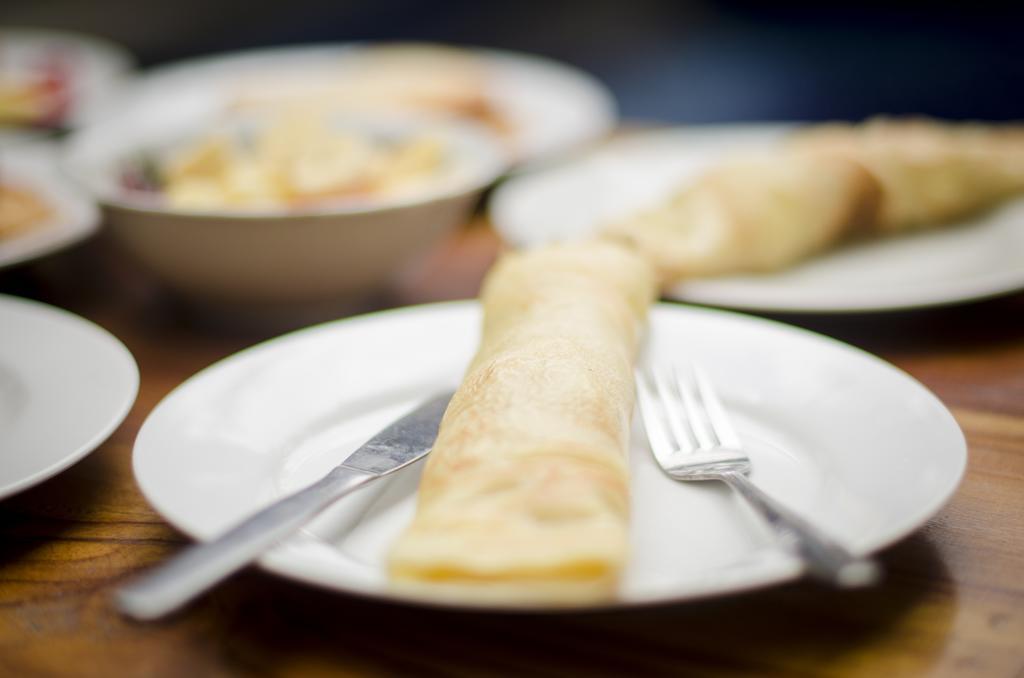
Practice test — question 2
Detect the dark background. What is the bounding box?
[3,0,1022,123]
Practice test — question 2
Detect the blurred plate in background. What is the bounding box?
[0,295,138,499]
[114,43,617,166]
[490,125,1024,313]
[0,141,99,270]
[0,27,134,146]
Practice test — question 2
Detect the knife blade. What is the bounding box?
[116,391,452,621]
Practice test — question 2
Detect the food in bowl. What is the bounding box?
[120,111,456,211]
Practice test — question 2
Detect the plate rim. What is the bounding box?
[674,264,1024,314]
[131,300,967,612]
[0,294,139,498]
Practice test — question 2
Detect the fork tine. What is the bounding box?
[692,365,742,449]
[635,370,678,467]
[651,367,698,453]
[641,365,879,588]
[674,366,716,450]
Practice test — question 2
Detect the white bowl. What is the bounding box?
[64,108,506,312]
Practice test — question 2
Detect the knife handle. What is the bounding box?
[115,466,374,620]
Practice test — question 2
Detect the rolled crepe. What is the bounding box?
[605,117,1024,286]
[788,117,1024,232]
[603,152,881,282]
[388,239,656,604]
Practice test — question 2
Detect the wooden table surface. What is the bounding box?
[1,224,1022,677]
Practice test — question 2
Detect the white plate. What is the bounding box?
[117,43,616,165]
[490,125,1024,313]
[0,28,134,145]
[0,295,138,499]
[133,301,965,610]
[0,142,100,270]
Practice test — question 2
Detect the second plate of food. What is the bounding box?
[0,142,99,270]
[0,27,135,147]
[490,125,1024,313]
[132,301,965,611]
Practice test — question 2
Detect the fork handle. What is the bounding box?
[721,471,882,587]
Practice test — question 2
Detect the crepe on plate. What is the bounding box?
[788,117,1024,232]
[605,117,1024,284]
[603,151,881,280]
[388,239,656,604]
[0,182,52,239]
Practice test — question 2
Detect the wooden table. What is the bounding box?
[1,225,1022,677]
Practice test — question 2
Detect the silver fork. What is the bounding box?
[636,364,881,587]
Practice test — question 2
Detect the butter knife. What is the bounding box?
[116,391,452,621]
